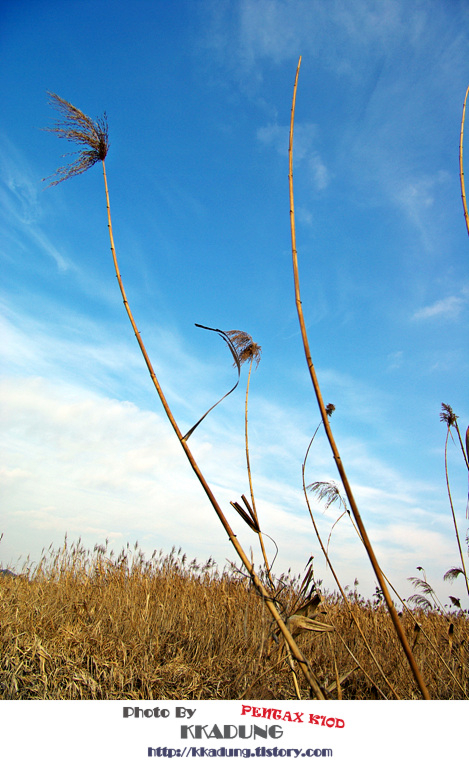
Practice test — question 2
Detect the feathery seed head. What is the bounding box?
[308,480,343,509]
[43,92,109,186]
[225,330,262,368]
[440,403,458,427]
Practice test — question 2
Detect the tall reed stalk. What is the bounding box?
[44,92,326,699]
[288,58,430,700]
[459,84,469,237]
[226,331,275,588]
[440,404,469,597]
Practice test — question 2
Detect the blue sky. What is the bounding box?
[1,0,468,604]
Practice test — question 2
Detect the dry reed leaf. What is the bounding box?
[293,593,322,619]
[325,667,358,694]
[286,615,334,637]
[183,325,244,440]
[230,497,260,533]
[448,623,454,656]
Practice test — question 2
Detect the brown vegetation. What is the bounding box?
[33,73,469,703]
[1,543,467,700]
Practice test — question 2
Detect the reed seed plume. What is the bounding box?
[444,567,464,582]
[440,403,458,427]
[225,330,262,368]
[308,481,346,511]
[43,92,109,186]
[44,97,328,699]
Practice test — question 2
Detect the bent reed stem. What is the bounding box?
[102,159,326,699]
[288,57,430,700]
[459,84,469,237]
[302,447,400,699]
[443,426,469,597]
[244,358,275,590]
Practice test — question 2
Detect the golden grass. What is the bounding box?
[1,543,467,700]
[44,92,328,700]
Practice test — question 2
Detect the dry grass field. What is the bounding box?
[19,82,466,704]
[1,542,467,700]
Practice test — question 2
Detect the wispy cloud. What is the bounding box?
[392,170,451,244]
[207,0,426,79]
[0,133,41,225]
[1,297,463,600]
[257,121,329,190]
[0,134,75,271]
[257,122,316,160]
[413,289,469,321]
[1,369,458,601]
[205,0,466,252]
[386,351,404,371]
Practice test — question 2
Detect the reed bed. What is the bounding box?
[37,78,469,702]
[1,543,467,700]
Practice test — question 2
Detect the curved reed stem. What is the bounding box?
[302,443,400,699]
[243,358,276,590]
[459,84,469,236]
[101,160,326,699]
[288,56,430,700]
[443,426,469,596]
[343,502,468,697]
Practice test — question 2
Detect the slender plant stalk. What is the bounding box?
[302,446,400,699]
[332,631,387,699]
[459,84,469,237]
[288,57,430,699]
[238,345,300,697]
[45,92,327,698]
[443,426,469,596]
[440,404,469,593]
[243,357,276,589]
[102,160,326,698]
[341,485,468,697]
[453,420,469,472]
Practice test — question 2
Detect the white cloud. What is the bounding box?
[308,153,329,191]
[257,121,329,190]
[391,171,452,248]
[1,376,223,560]
[387,350,404,371]
[1,364,455,600]
[0,133,41,225]
[413,290,469,321]
[257,122,318,161]
[0,133,75,271]
[0,298,464,602]
[208,0,425,79]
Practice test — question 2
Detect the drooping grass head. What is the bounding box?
[225,330,262,368]
[44,92,109,186]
